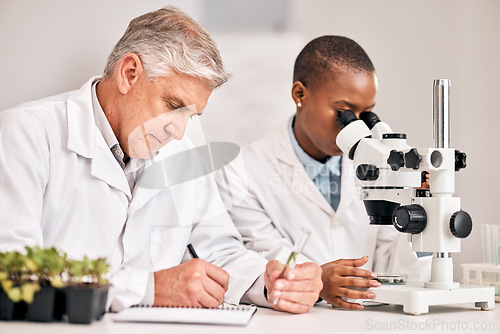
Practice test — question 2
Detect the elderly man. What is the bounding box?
[0,7,322,313]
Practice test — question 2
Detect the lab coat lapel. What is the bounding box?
[90,140,132,199]
[127,138,190,217]
[66,77,131,198]
[334,156,356,221]
[127,161,163,217]
[273,121,335,216]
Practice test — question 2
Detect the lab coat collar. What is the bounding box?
[274,117,299,167]
[273,118,335,216]
[66,77,132,198]
[66,77,99,159]
[273,117,356,217]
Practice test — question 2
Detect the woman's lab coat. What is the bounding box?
[0,78,267,310]
[216,120,430,282]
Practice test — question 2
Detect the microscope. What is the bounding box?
[336,79,495,315]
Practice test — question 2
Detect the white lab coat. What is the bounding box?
[215,119,430,282]
[0,78,268,310]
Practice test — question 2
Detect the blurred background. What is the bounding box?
[1,0,499,280]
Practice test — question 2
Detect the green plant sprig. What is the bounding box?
[0,247,110,303]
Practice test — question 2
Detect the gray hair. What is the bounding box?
[103,6,230,89]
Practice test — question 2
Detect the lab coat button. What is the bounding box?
[330,220,341,229]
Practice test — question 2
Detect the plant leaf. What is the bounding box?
[50,276,65,288]
[7,287,21,303]
[1,279,13,293]
[21,283,40,304]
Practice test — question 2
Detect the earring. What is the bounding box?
[297,102,302,108]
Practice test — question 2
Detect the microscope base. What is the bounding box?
[368,283,495,315]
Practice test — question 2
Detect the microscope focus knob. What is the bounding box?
[449,210,472,238]
[387,150,405,171]
[393,204,427,234]
[405,148,422,169]
[455,150,467,171]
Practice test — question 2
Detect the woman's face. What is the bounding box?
[293,71,378,161]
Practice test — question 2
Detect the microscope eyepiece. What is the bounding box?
[359,111,381,130]
[336,110,358,129]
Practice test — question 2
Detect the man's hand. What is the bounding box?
[154,258,229,307]
[264,260,323,314]
[320,255,380,309]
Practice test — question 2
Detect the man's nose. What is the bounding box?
[170,111,191,140]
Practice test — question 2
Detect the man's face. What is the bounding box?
[117,72,212,159]
[295,71,377,159]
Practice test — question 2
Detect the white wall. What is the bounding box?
[1,0,498,280]
[285,0,500,280]
[0,0,203,107]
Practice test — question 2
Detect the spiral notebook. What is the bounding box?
[114,304,257,326]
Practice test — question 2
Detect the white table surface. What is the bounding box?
[1,302,499,334]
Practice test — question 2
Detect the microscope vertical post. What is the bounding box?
[433,79,450,149]
[424,79,459,289]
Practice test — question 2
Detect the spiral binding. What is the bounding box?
[130,304,250,311]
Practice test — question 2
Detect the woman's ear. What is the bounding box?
[116,53,144,95]
[291,81,306,109]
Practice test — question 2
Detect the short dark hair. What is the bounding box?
[293,35,375,89]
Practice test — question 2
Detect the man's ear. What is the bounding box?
[291,81,307,107]
[116,53,144,95]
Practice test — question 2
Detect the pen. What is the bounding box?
[272,229,311,305]
[187,243,199,259]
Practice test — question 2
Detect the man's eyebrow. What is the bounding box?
[161,95,186,108]
[161,94,202,115]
